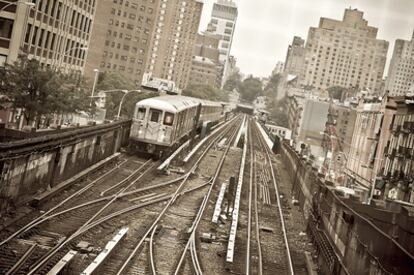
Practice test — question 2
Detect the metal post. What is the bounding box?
[117,90,141,119]
[90,69,99,106]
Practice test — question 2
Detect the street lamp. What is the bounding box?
[117,89,141,118]
[93,89,143,119]
[90,69,99,106]
[0,1,35,12]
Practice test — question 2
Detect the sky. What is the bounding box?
[199,0,414,78]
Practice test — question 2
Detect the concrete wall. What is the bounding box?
[0,120,131,214]
[279,142,414,274]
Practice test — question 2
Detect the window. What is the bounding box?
[150,109,161,122]
[0,18,14,39]
[164,112,174,126]
[137,107,146,119]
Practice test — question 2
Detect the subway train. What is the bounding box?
[129,95,224,157]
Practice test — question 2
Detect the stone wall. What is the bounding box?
[0,120,131,214]
[279,141,414,274]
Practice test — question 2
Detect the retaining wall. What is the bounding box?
[0,120,131,214]
[279,142,414,275]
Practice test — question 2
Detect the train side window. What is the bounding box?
[164,112,174,126]
[137,108,146,120]
[150,108,161,122]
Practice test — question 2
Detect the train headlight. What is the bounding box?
[138,130,143,135]
[160,134,165,141]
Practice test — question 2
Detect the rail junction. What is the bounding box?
[0,115,314,275]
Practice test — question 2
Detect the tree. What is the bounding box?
[182,84,228,102]
[238,76,263,102]
[223,71,241,92]
[95,72,155,119]
[0,56,90,128]
[267,96,289,128]
[263,73,282,97]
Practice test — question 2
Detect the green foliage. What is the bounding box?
[182,84,228,102]
[263,73,282,97]
[267,96,289,128]
[95,72,155,119]
[238,76,263,102]
[223,71,241,92]
[96,72,136,91]
[0,56,91,127]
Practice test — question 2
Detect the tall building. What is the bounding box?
[271,61,284,76]
[385,31,414,96]
[302,9,389,94]
[0,0,96,73]
[207,0,238,85]
[188,32,222,88]
[84,0,158,84]
[145,0,203,90]
[284,36,306,80]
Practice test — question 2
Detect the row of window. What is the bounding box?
[33,0,94,34]
[100,61,142,74]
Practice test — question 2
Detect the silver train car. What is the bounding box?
[130,95,224,157]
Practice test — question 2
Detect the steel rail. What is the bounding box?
[0,157,130,248]
[116,117,241,275]
[254,121,295,275]
[26,161,156,275]
[99,159,152,196]
[148,225,158,275]
[4,243,37,275]
[246,119,253,275]
[253,150,263,274]
[173,119,241,275]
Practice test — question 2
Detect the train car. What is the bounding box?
[130,95,223,157]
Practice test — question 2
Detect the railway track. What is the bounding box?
[0,115,241,275]
[110,116,242,275]
[249,119,295,275]
[1,115,302,275]
[0,116,239,275]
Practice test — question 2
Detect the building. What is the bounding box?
[385,31,414,96]
[323,101,357,155]
[297,99,329,158]
[284,36,306,80]
[375,96,414,202]
[188,32,222,88]
[0,0,96,73]
[271,61,284,76]
[321,101,357,184]
[302,8,389,94]
[225,55,238,78]
[207,0,238,86]
[84,0,157,84]
[145,0,203,90]
[346,97,383,193]
[286,93,305,141]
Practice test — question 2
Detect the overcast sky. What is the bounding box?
[199,0,414,78]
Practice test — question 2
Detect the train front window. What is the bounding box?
[137,108,146,120]
[164,112,174,126]
[150,109,161,122]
